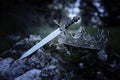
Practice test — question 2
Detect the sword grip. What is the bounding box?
[64,16,80,29]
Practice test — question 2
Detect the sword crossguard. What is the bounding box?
[53,20,61,27]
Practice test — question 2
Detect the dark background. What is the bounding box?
[0,0,120,52]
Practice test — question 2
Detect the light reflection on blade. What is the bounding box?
[19,28,61,59]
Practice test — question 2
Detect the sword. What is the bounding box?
[19,16,80,59]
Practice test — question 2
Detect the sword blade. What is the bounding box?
[19,16,80,59]
[19,28,61,59]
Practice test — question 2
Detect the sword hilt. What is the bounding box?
[64,16,80,29]
[54,16,80,31]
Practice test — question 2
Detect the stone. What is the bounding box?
[0,58,14,79]
[97,50,107,61]
[9,58,32,79]
[15,69,42,80]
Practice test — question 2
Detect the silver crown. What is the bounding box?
[58,27,109,50]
